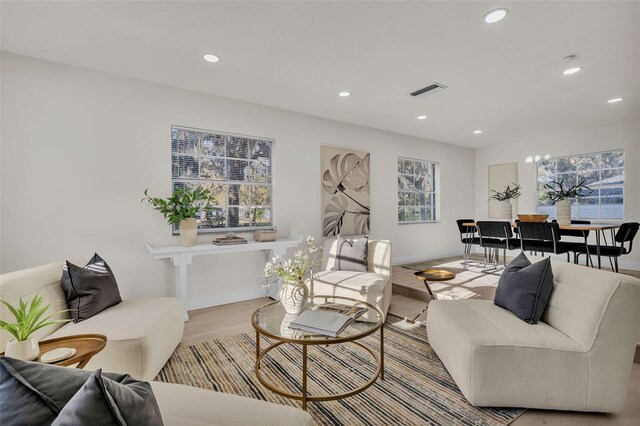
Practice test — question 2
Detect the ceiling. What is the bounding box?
[1,1,639,148]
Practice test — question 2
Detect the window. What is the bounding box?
[537,150,624,220]
[171,126,273,233]
[397,157,437,223]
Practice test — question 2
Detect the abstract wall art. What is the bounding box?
[321,146,370,236]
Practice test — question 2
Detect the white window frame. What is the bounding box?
[171,125,274,234]
[397,157,439,224]
[536,149,624,221]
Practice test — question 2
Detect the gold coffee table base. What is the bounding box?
[254,334,384,411]
[251,296,384,411]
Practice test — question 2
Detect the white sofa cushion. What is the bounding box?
[312,270,389,322]
[150,381,314,426]
[48,297,184,380]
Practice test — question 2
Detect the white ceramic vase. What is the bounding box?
[5,338,39,361]
[179,218,198,247]
[556,199,572,225]
[280,281,308,315]
[500,200,513,220]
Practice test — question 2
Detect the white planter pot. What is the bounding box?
[280,281,308,315]
[179,218,198,247]
[556,199,572,225]
[500,200,513,220]
[5,338,39,361]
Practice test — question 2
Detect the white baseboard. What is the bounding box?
[187,287,268,311]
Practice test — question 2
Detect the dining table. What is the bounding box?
[462,221,621,270]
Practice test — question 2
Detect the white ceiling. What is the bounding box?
[2,1,639,148]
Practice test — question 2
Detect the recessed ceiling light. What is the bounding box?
[417,115,427,120]
[203,53,220,63]
[608,97,623,103]
[563,67,582,75]
[525,156,534,163]
[534,155,541,162]
[544,154,551,160]
[473,130,483,134]
[338,91,351,97]
[484,8,508,24]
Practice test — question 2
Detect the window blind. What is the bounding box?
[171,126,273,233]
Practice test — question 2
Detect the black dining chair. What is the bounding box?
[517,221,582,262]
[553,219,593,266]
[574,222,639,273]
[476,221,520,270]
[456,219,480,267]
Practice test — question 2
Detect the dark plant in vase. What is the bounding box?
[543,179,592,203]
[489,183,522,202]
[489,183,521,219]
[543,179,592,225]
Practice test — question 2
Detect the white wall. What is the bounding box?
[0,53,475,308]
[475,121,640,270]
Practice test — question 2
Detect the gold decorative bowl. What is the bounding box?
[517,214,549,222]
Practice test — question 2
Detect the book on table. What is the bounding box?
[288,303,368,337]
[212,237,247,245]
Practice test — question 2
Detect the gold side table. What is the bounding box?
[407,269,456,323]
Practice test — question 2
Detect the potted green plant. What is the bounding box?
[489,183,521,220]
[142,186,217,247]
[0,294,70,360]
[543,179,592,225]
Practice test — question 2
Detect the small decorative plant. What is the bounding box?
[489,183,522,202]
[264,236,322,288]
[0,294,70,342]
[544,179,592,204]
[142,186,216,225]
[264,237,322,314]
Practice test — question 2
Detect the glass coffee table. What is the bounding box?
[251,295,384,410]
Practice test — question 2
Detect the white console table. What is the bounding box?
[145,237,302,321]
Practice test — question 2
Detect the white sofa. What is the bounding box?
[427,258,640,413]
[1,261,315,425]
[311,238,391,322]
[0,260,183,380]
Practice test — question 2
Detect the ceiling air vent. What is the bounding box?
[410,82,448,97]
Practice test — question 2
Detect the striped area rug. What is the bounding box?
[156,315,524,425]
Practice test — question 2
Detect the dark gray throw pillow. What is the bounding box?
[0,357,132,426]
[331,236,369,272]
[52,369,163,426]
[494,253,554,324]
[61,253,122,322]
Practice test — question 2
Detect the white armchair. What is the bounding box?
[309,238,391,322]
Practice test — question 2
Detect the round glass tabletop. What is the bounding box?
[252,295,383,344]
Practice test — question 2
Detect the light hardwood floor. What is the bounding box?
[182,256,640,425]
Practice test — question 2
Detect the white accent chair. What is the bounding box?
[427,258,640,412]
[310,238,391,322]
